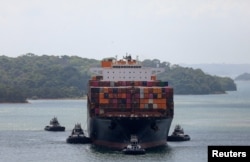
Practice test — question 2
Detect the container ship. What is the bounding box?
[87,55,174,150]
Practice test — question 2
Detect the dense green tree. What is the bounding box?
[0,54,237,102]
[143,60,237,94]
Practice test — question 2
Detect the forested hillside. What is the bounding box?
[0,53,99,102]
[142,59,236,94]
[0,54,236,103]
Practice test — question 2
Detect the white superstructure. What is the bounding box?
[90,55,164,81]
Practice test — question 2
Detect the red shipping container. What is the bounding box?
[147,81,153,87]
[118,93,122,98]
[121,93,126,98]
[95,108,99,114]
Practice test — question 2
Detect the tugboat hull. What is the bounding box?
[122,148,145,155]
[44,126,65,132]
[167,135,190,141]
[66,136,92,144]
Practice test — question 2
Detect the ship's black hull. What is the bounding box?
[87,116,172,150]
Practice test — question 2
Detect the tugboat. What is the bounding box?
[44,117,65,131]
[122,135,145,155]
[167,124,190,141]
[66,123,92,144]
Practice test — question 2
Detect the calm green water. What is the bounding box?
[0,81,249,162]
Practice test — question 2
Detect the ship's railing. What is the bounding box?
[89,80,168,87]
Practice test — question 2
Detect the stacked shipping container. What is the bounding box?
[88,80,174,117]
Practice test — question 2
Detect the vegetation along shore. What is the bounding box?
[0,53,236,103]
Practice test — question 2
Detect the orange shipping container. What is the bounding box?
[144,88,149,93]
[99,93,104,99]
[154,99,160,104]
[121,93,126,98]
[158,104,166,109]
[99,99,109,104]
[103,87,109,93]
[140,99,148,104]
[158,99,166,104]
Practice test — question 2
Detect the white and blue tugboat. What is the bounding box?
[122,135,145,155]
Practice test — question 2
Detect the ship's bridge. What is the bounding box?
[90,55,164,81]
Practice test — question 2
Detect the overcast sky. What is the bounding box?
[0,0,249,64]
